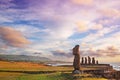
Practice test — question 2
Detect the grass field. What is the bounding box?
[0,61,107,80]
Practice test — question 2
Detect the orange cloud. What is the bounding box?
[72,0,93,5]
[0,27,30,47]
[76,21,103,33]
[91,24,103,30]
[76,21,88,32]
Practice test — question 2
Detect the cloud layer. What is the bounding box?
[82,46,120,57]
[0,0,120,63]
[0,27,30,47]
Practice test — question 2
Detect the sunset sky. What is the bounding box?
[0,0,120,64]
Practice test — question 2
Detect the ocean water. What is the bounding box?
[47,63,72,66]
[110,64,120,71]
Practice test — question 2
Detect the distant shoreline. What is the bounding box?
[46,62,120,71]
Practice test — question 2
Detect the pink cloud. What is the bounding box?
[100,8,120,18]
[0,27,30,48]
[91,24,103,30]
[98,46,119,57]
[81,46,120,57]
[71,0,93,5]
[51,50,72,57]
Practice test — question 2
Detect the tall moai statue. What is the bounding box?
[72,45,80,74]
[88,56,91,64]
[81,57,84,65]
[92,57,95,64]
[85,57,87,65]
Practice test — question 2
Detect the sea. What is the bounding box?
[110,64,120,71]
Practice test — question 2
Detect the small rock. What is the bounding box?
[72,70,81,74]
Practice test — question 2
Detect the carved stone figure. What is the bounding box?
[92,57,95,64]
[88,56,91,64]
[85,57,87,64]
[72,45,80,74]
[73,45,80,70]
[96,60,98,64]
[81,57,84,65]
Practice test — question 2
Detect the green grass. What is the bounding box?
[0,61,108,80]
[80,78,107,80]
[17,73,73,80]
[0,72,107,80]
[0,72,74,80]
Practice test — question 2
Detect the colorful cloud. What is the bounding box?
[0,27,30,47]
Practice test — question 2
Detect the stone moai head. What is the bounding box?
[73,45,80,55]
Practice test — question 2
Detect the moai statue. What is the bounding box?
[72,45,80,74]
[88,56,91,64]
[92,57,95,64]
[96,60,98,64]
[85,57,87,65]
[81,57,84,65]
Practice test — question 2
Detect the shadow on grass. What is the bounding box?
[0,70,56,74]
[0,70,72,74]
[60,72,74,80]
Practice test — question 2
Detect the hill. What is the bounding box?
[0,54,51,62]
